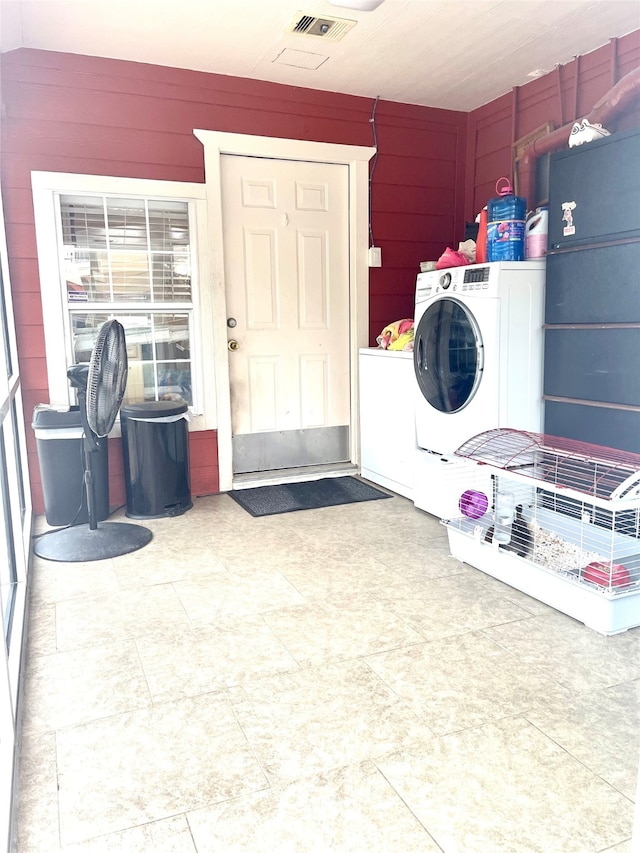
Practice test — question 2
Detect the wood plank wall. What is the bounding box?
[1,37,638,512]
[466,31,640,219]
[0,48,466,511]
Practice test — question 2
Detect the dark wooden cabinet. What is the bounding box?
[544,328,640,405]
[543,128,640,453]
[547,128,640,249]
[544,241,640,325]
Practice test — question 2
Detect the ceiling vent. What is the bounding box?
[287,12,356,41]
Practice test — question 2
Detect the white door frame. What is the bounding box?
[194,130,375,492]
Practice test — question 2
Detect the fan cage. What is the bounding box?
[87,320,128,438]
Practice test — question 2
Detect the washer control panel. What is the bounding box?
[417,264,495,299]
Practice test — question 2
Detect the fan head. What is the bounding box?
[87,320,128,437]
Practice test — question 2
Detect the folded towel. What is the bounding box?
[377,319,414,351]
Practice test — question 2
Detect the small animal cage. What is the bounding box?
[443,428,640,635]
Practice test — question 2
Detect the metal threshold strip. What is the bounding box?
[232,462,358,490]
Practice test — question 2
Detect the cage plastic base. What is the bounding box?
[33,521,152,562]
[445,525,640,636]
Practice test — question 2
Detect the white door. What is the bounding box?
[221,155,350,474]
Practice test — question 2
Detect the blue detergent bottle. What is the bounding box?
[486,177,526,262]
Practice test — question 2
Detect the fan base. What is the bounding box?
[34,522,152,562]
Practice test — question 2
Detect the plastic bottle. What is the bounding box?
[476,207,488,263]
[486,177,526,262]
[525,207,548,259]
[493,490,515,544]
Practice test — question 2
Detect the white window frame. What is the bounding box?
[31,173,216,433]
[194,131,375,491]
[0,183,32,853]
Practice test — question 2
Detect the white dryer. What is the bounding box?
[413,260,545,518]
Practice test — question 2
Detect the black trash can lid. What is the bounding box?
[32,405,82,429]
[120,401,188,419]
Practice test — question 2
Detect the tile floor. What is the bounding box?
[15,485,640,852]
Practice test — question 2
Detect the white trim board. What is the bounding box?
[30,172,216,433]
[194,130,375,493]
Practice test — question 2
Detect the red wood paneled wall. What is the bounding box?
[2,37,638,513]
[0,48,467,512]
[465,32,640,220]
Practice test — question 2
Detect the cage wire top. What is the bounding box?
[87,319,128,438]
[454,429,640,503]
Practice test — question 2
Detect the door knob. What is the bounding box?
[228,339,239,352]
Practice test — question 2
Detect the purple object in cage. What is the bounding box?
[459,489,488,519]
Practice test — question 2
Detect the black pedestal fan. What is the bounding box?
[34,320,153,562]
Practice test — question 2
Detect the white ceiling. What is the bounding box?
[1,0,639,111]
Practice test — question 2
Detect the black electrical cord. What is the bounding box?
[369,95,380,249]
[32,428,127,542]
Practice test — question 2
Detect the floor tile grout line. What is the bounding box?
[16,493,640,851]
[524,715,639,805]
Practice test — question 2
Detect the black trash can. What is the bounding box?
[32,405,110,527]
[120,401,192,519]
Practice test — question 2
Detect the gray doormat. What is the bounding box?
[228,476,391,517]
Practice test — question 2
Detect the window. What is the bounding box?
[0,426,17,648]
[32,174,215,429]
[60,195,195,407]
[0,188,31,850]
[10,400,26,524]
[0,236,30,665]
[0,262,12,379]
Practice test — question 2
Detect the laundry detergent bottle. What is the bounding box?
[486,177,526,262]
[524,207,548,259]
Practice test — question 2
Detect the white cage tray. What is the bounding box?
[445,515,640,635]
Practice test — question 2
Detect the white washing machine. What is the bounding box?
[413,260,545,518]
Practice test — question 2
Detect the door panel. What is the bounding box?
[548,128,640,249]
[221,155,350,474]
[244,230,278,329]
[300,355,328,427]
[544,328,640,406]
[545,241,640,325]
[545,401,640,454]
[248,356,280,431]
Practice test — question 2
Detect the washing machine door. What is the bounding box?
[414,297,483,413]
